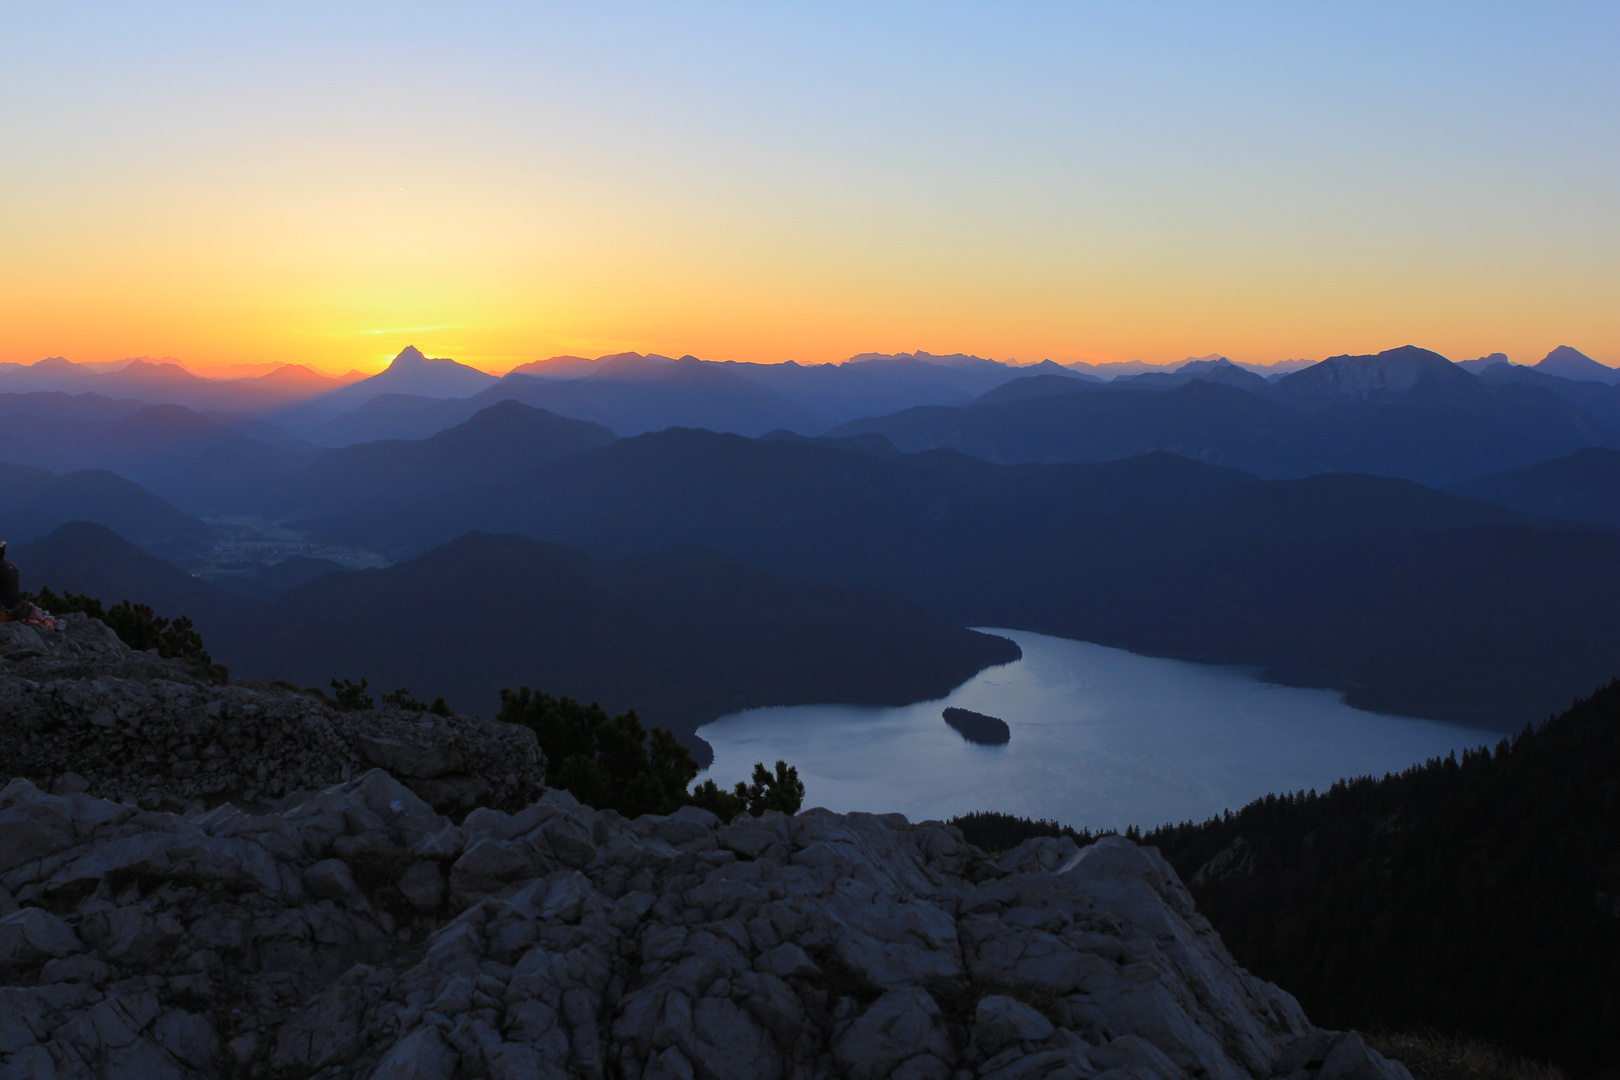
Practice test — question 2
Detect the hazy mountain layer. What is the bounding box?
[293,422,1612,728]
[282,400,616,516]
[0,356,363,413]
[833,348,1617,485]
[1447,446,1620,529]
[0,404,310,514]
[0,463,215,562]
[16,524,1018,761]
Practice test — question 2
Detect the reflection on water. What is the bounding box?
[696,628,1497,831]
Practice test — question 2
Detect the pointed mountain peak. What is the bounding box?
[1177,355,1236,372]
[389,346,428,368]
[1533,345,1618,383]
[1544,345,1590,360]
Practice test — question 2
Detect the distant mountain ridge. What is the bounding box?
[294,348,1341,446]
[0,355,364,413]
[15,342,1609,461]
[832,346,1618,486]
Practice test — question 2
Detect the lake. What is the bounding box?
[695,628,1499,830]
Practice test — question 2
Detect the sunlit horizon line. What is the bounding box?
[3,348,1262,381]
[6,341,1613,383]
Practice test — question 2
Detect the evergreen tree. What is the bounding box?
[497,686,805,820]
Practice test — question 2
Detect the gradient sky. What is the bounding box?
[3,2,1615,376]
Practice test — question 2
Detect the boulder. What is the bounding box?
[0,907,80,967]
[973,994,1054,1054]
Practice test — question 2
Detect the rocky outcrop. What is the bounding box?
[0,613,1413,1080]
[0,614,545,815]
[0,770,1411,1080]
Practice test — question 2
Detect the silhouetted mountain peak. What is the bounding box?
[845,350,1004,372]
[589,352,676,380]
[1455,352,1511,374]
[252,364,361,390]
[1277,345,1469,399]
[1534,345,1618,384]
[296,347,500,419]
[503,355,597,379]
[431,399,615,451]
[116,358,199,380]
[1177,356,1237,373]
[974,373,1098,406]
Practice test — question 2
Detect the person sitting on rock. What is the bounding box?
[0,541,21,619]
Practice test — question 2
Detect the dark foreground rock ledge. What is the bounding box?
[0,614,546,815]
[0,772,1410,1080]
[0,616,1412,1080]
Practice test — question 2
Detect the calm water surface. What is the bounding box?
[696,629,1497,830]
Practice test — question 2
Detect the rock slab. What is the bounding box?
[0,771,1412,1080]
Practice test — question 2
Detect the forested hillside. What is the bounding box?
[1141,685,1620,1074]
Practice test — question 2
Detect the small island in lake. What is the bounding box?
[942,706,1011,745]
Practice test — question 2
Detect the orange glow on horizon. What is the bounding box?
[3,6,1614,380]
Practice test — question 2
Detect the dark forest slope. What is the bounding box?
[13,524,1018,763]
[220,532,1017,758]
[284,400,615,515]
[309,430,1609,728]
[1447,446,1620,529]
[1140,682,1620,1075]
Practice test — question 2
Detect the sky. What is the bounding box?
[2,2,1616,377]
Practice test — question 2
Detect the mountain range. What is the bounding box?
[274,412,1616,728]
[0,356,365,413]
[0,404,310,513]
[831,346,1619,486]
[8,344,1612,456]
[7,340,1620,738]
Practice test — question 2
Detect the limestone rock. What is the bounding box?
[0,612,545,815]
[0,908,80,967]
[0,618,1419,1080]
[973,994,1054,1055]
[399,861,447,910]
